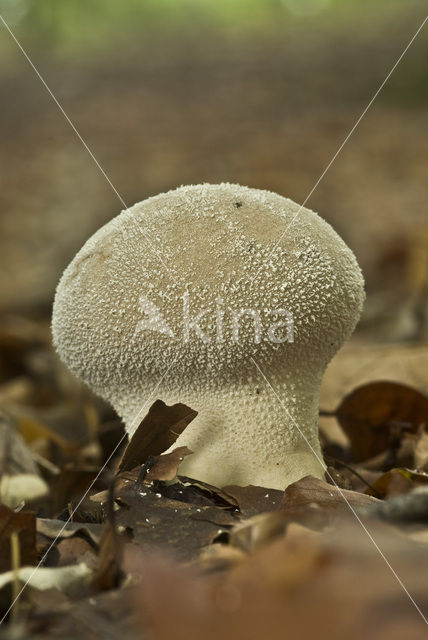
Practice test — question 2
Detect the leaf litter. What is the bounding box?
[0,319,428,637]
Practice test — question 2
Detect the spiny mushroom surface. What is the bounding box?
[52,183,364,490]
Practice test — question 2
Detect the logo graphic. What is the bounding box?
[134,291,294,344]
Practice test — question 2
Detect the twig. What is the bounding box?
[324,455,382,498]
[10,531,21,622]
[319,409,336,417]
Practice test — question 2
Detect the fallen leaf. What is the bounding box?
[229,477,381,552]
[321,343,428,411]
[365,468,428,499]
[334,381,428,461]
[25,585,141,640]
[92,483,123,591]
[114,481,235,563]
[222,485,283,518]
[136,518,428,640]
[118,465,237,512]
[36,518,103,548]
[45,536,98,570]
[280,475,380,527]
[117,400,197,473]
[145,446,193,483]
[328,464,382,494]
[175,477,239,511]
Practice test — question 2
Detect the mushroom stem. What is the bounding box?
[135,374,325,490]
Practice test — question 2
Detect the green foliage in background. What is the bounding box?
[1,0,426,103]
[2,0,378,50]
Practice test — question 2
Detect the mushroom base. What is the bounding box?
[145,377,328,491]
[176,446,325,491]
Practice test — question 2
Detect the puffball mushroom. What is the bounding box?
[52,183,364,490]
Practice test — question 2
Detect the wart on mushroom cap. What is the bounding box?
[52,183,365,490]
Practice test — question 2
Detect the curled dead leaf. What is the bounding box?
[334,381,428,462]
[364,468,428,499]
[280,475,380,528]
[117,400,197,473]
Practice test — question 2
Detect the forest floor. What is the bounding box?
[0,318,428,638]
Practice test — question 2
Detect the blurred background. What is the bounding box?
[0,0,427,341]
[1,5,428,634]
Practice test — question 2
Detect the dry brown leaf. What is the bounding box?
[136,518,428,640]
[229,476,381,552]
[176,477,239,511]
[114,481,235,563]
[280,475,380,527]
[45,536,98,570]
[25,585,140,640]
[334,381,428,462]
[36,518,103,549]
[365,468,428,499]
[115,447,193,492]
[117,400,197,473]
[319,342,428,447]
[93,504,123,590]
[222,485,283,518]
[145,446,193,483]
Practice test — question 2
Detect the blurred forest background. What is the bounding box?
[0,0,427,341]
[1,5,428,637]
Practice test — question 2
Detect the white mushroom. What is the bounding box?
[52,183,364,490]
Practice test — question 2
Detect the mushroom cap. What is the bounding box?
[52,183,364,448]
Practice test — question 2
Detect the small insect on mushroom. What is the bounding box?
[52,183,364,490]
